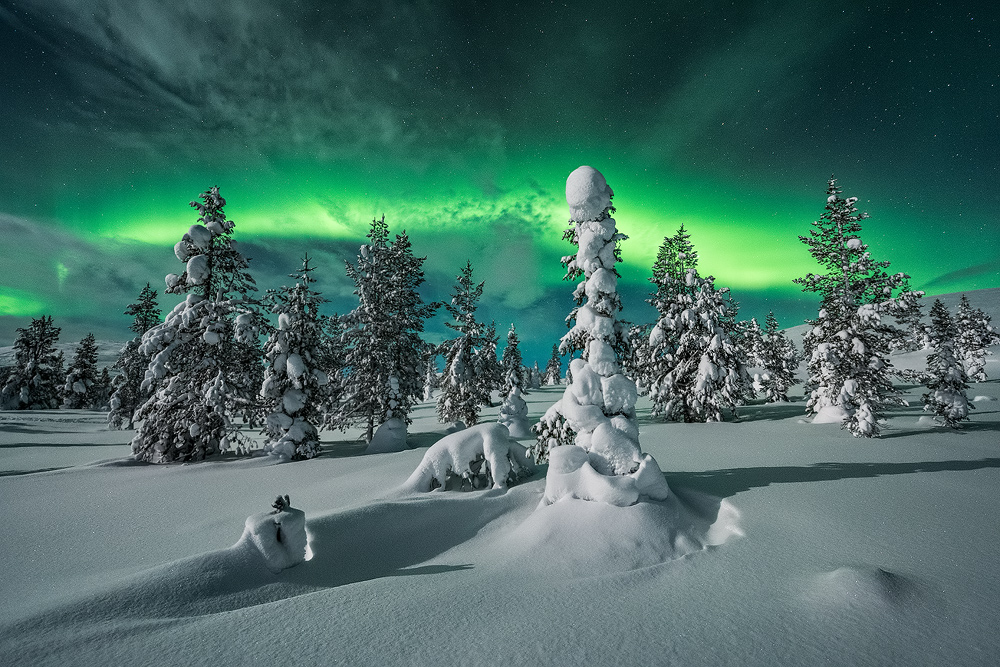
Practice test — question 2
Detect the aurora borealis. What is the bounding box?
[2,0,998,363]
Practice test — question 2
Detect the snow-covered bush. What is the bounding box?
[498,385,531,438]
[260,256,329,460]
[795,178,922,437]
[1,315,64,410]
[61,333,103,410]
[532,166,670,505]
[239,495,308,573]
[403,422,534,492]
[922,299,972,428]
[500,324,526,396]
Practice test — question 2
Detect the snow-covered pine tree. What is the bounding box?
[734,318,764,369]
[437,261,490,427]
[475,321,503,406]
[260,256,330,460]
[543,344,562,385]
[331,218,437,443]
[422,352,440,401]
[62,333,102,409]
[922,299,972,428]
[109,284,161,429]
[530,361,542,389]
[794,177,921,437]
[756,311,801,402]
[891,279,926,352]
[645,270,751,422]
[532,166,669,505]
[131,186,260,462]
[1,315,64,410]
[500,324,526,395]
[955,294,995,382]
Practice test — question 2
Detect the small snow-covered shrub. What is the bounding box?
[240,495,308,573]
[403,422,534,492]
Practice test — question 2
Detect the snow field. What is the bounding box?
[2,377,999,665]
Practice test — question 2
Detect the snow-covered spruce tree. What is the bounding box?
[260,256,330,460]
[109,284,161,429]
[734,318,764,369]
[922,299,972,428]
[61,333,102,409]
[533,166,670,506]
[330,218,437,443]
[500,324,526,395]
[437,261,490,428]
[645,270,751,422]
[475,321,503,406]
[794,177,921,437]
[131,186,260,462]
[529,361,542,389]
[422,352,440,401]
[755,311,801,403]
[543,344,562,385]
[891,279,926,352]
[1,315,64,410]
[955,294,995,382]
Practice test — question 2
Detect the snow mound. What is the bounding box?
[541,444,669,506]
[366,418,407,454]
[566,165,613,221]
[807,566,919,610]
[402,422,534,492]
[506,491,742,576]
[238,497,308,573]
[972,395,996,402]
[915,416,937,428]
[812,405,850,424]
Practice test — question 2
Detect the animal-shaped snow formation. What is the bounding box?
[540,166,671,506]
[239,495,308,573]
[403,422,534,492]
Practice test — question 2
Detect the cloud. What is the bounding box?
[9,0,506,167]
[923,260,1000,291]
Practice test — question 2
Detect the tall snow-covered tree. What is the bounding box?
[131,186,260,462]
[794,177,921,437]
[1,315,64,410]
[109,284,161,429]
[475,321,503,405]
[644,270,751,422]
[260,256,330,459]
[437,261,490,427]
[755,311,801,403]
[330,218,437,442]
[543,344,562,385]
[922,299,972,428]
[891,280,926,352]
[422,352,440,401]
[62,333,102,409]
[532,166,669,506]
[955,294,995,382]
[500,324,526,394]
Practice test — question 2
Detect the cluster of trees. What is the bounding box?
[4,178,996,454]
[1,316,113,411]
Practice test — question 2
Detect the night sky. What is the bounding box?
[2,0,998,364]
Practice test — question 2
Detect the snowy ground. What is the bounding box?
[2,349,1000,666]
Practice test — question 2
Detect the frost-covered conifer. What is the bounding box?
[109,284,161,429]
[422,353,440,401]
[922,299,972,428]
[755,311,801,403]
[260,256,330,460]
[475,321,503,406]
[131,187,259,462]
[1,315,63,410]
[437,262,490,427]
[543,344,562,385]
[891,281,926,352]
[532,166,669,505]
[529,361,542,389]
[794,178,921,437]
[500,324,526,395]
[645,270,751,422]
[62,333,102,409]
[331,218,436,443]
[955,294,995,382]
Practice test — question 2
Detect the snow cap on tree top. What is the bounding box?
[566,166,613,221]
